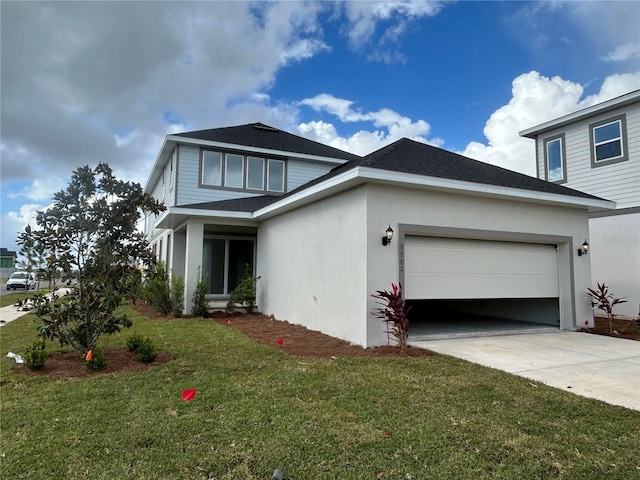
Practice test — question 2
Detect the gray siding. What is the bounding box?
[175,145,341,206]
[536,102,640,208]
[287,158,337,191]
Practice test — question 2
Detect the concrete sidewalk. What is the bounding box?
[0,303,32,326]
[410,331,640,411]
[0,288,71,327]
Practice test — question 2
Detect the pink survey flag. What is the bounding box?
[182,389,197,401]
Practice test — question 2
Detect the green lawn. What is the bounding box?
[1,308,639,479]
[0,289,51,308]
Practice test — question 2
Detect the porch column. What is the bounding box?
[183,220,204,315]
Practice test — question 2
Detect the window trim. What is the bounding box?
[543,133,567,184]
[224,153,245,189]
[199,148,287,193]
[589,114,628,168]
[246,156,265,191]
[267,158,285,193]
[199,150,223,187]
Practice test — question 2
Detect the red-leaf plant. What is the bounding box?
[586,282,627,333]
[372,283,411,348]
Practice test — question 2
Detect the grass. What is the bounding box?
[1,308,639,479]
[0,289,51,308]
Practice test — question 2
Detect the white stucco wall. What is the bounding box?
[256,186,370,346]
[257,181,594,347]
[365,184,593,346]
[589,212,640,318]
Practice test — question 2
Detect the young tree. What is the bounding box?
[17,163,165,354]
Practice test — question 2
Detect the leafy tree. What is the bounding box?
[17,163,165,354]
[18,228,49,291]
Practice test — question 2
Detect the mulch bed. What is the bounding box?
[12,303,434,379]
[580,316,640,341]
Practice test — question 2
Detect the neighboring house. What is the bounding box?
[145,122,612,347]
[0,248,17,280]
[520,90,640,318]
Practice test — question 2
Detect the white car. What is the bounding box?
[6,271,36,291]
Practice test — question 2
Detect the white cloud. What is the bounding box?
[7,178,66,202]
[461,71,640,176]
[342,1,445,60]
[602,43,640,63]
[2,203,47,250]
[296,93,442,155]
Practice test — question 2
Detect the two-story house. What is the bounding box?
[520,90,640,318]
[144,122,612,347]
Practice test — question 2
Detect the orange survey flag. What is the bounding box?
[85,350,93,361]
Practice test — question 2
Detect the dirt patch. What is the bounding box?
[13,349,174,379]
[131,301,434,358]
[13,303,434,379]
[580,316,640,341]
[212,314,435,359]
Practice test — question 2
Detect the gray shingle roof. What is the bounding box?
[181,195,281,213]
[358,138,602,200]
[179,134,605,215]
[174,123,361,162]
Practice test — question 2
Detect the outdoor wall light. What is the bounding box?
[578,240,589,256]
[382,224,394,246]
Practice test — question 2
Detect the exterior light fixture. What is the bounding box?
[382,224,394,246]
[578,240,589,256]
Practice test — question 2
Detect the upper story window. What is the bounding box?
[200,150,286,193]
[589,114,628,167]
[543,133,566,183]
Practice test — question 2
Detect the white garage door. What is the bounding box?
[404,236,559,300]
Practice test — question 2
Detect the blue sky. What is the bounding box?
[1,1,639,251]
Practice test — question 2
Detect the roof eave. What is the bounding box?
[254,166,615,218]
[153,206,256,230]
[168,135,351,165]
[519,89,640,138]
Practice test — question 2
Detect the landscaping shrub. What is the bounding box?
[372,283,411,348]
[171,275,185,317]
[23,338,47,371]
[191,267,209,317]
[586,282,627,333]
[227,264,260,314]
[134,338,158,363]
[126,333,145,352]
[126,334,158,363]
[144,262,172,314]
[86,346,107,372]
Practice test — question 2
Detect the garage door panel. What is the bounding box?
[404,237,559,300]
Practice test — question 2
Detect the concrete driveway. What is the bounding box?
[410,331,640,411]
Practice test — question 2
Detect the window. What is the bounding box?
[202,151,222,186]
[543,134,566,183]
[590,114,627,167]
[247,156,265,190]
[200,149,286,192]
[267,159,285,192]
[225,154,244,188]
[202,238,255,296]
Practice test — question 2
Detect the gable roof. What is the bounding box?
[179,137,605,217]
[174,123,361,162]
[520,89,640,138]
[357,138,602,200]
